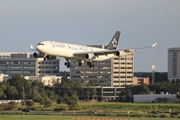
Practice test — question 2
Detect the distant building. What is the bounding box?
[0,52,60,77]
[79,86,125,101]
[70,45,134,87]
[133,77,150,85]
[134,92,177,103]
[168,47,180,81]
[24,76,61,86]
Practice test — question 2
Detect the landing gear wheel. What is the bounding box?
[64,60,71,68]
[78,62,82,66]
[67,62,71,68]
[88,62,94,69]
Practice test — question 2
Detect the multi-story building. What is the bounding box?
[70,45,134,87]
[24,76,61,86]
[79,86,125,101]
[168,47,180,81]
[133,77,150,85]
[0,52,60,77]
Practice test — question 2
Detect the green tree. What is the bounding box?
[7,75,29,99]
[31,80,46,104]
[54,80,82,98]
[0,82,7,99]
[131,84,150,94]
[63,96,79,109]
[149,82,178,94]
[0,90,6,99]
[5,86,18,99]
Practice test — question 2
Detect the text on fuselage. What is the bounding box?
[50,41,93,51]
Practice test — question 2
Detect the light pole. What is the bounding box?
[22,87,25,102]
[152,65,155,85]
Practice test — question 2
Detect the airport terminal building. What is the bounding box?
[70,45,134,87]
[0,52,60,77]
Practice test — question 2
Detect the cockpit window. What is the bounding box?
[37,43,44,45]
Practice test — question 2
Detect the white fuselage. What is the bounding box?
[36,41,115,61]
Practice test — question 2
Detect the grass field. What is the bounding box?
[1,102,180,120]
[0,115,179,120]
[39,102,180,112]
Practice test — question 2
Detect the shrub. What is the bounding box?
[44,100,53,107]
[26,100,35,107]
[54,108,66,111]
[9,101,19,108]
[3,104,13,110]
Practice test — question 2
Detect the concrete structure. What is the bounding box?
[0,74,3,82]
[134,92,177,103]
[133,77,150,85]
[0,52,59,77]
[24,76,61,86]
[0,100,25,104]
[168,47,180,81]
[70,45,134,87]
[79,86,125,101]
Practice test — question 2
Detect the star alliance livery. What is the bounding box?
[31,31,157,68]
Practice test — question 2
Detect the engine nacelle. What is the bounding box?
[115,51,120,56]
[115,50,126,56]
[46,55,56,60]
[33,52,43,58]
[85,53,96,59]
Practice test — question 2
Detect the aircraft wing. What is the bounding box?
[123,42,157,52]
[74,49,118,57]
[74,42,157,57]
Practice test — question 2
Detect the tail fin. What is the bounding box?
[106,31,120,50]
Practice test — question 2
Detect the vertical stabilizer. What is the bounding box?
[106,31,120,50]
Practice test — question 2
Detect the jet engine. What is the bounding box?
[85,53,96,59]
[115,51,120,56]
[46,55,56,60]
[33,52,43,58]
[115,50,126,57]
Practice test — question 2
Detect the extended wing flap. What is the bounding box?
[74,49,117,57]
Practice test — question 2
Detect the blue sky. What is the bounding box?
[0,0,180,72]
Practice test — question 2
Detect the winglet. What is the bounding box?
[150,42,157,47]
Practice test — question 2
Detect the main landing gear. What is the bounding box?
[64,59,94,69]
[87,61,94,69]
[78,60,83,66]
[78,60,94,68]
[64,59,71,68]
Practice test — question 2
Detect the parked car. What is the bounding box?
[151,111,159,114]
[21,108,32,112]
[88,110,97,114]
[171,112,178,115]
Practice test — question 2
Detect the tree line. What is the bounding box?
[0,74,180,109]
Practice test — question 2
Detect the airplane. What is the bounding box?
[31,31,157,68]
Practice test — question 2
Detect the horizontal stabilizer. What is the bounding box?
[30,45,36,51]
